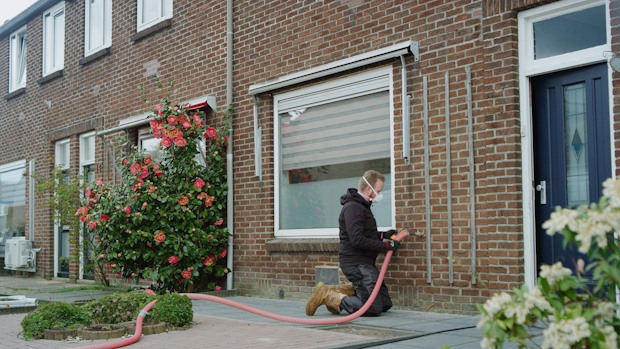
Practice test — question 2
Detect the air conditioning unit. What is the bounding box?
[4,237,40,272]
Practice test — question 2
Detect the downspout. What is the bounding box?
[225,0,234,290]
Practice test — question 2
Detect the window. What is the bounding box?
[137,0,173,32]
[42,2,65,76]
[519,0,609,75]
[55,139,70,277]
[9,26,27,92]
[80,132,96,183]
[533,5,606,60]
[274,69,394,238]
[84,0,112,57]
[0,160,26,258]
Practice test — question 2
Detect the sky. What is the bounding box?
[0,0,38,25]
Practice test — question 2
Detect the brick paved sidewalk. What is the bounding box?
[0,313,373,349]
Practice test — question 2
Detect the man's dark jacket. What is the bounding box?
[338,188,385,268]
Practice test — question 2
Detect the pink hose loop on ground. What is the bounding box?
[78,231,410,348]
[79,300,157,349]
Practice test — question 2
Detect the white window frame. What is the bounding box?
[54,139,70,277]
[42,2,65,76]
[84,0,112,57]
[137,0,173,32]
[518,0,612,287]
[79,132,96,280]
[274,68,395,238]
[9,26,27,92]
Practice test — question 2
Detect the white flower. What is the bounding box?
[539,262,572,286]
[602,325,618,349]
[480,336,496,349]
[574,211,611,253]
[542,208,578,236]
[481,292,512,317]
[503,286,552,324]
[603,178,620,208]
[597,302,617,322]
[542,317,591,349]
[524,286,552,313]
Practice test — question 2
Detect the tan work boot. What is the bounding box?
[306,282,327,316]
[326,284,355,297]
[324,290,346,314]
[306,282,348,316]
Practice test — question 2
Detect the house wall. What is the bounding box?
[230,0,563,313]
[0,0,616,314]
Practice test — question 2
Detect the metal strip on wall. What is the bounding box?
[423,76,432,284]
[445,72,453,285]
[466,66,477,284]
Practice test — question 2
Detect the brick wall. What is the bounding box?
[230,0,559,313]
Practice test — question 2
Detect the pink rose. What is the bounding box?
[214,219,223,226]
[193,178,205,189]
[204,127,217,139]
[162,137,173,147]
[95,180,104,186]
[88,221,97,230]
[124,206,131,214]
[144,289,156,295]
[167,116,178,125]
[181,270,192,280]
[174,138,186,147]
[214,286,222,291]
[168,256,179,264]
[154,232,166,243]
[130,163,141,174]
[178,196,189,205]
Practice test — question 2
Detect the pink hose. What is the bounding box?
[79,230,409,348]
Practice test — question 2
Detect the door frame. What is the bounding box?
[518,0,614,286]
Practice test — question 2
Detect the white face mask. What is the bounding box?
[362,176,384,203]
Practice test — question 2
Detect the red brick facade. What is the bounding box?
[0,0,617,314]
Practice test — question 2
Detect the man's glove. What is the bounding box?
[383,229,398,240]
[384,240,400,251]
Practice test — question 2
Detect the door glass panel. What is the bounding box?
[533,5,606,59]
[564,82,588,206]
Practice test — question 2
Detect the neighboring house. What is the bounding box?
[0,0,617,314]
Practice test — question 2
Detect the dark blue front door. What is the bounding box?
[532,63,611,276]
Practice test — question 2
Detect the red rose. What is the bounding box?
[154,232,166,243]
[162,137,173,147]
[168,256,179,264]
[143,156,153,166]
[130,163,141,174]
[99,214,110,222]
[88,221,97,230]
[193,178,205,189]
[178,196,189,205]
[204,127,217,139]
[181,270,192,280]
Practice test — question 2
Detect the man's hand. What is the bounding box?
[384,240,400,251]
[383,229,398,240]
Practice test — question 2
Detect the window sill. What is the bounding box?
[131,18,172,43]
[5,87,26,100]
[80,47,111,66]
[37,70,64,85]
[266,238,339,253]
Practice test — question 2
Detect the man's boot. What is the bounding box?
[326,284,355,297]
[306,282,347,316]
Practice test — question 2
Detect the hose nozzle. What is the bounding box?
[392,229,410,241]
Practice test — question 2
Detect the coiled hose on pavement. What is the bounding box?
[79,230,410,349]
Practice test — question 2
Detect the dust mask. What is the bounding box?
[362,176,384,203]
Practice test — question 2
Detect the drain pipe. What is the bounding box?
[225,0,234,290]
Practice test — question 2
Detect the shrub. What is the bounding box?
[151,293,193,327]
[83,290,155,324]
[21,302,91,340]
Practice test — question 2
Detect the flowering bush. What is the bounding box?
[78,91,230,293]
[478,178,620,349]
